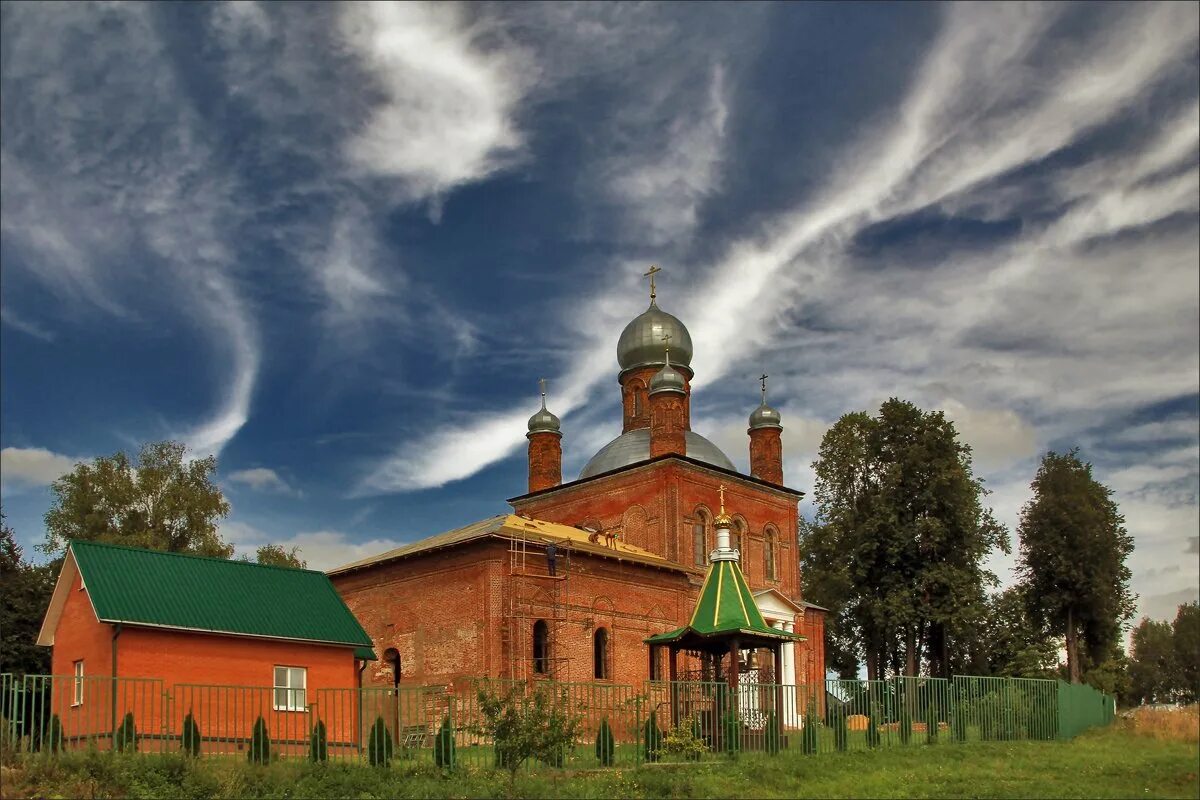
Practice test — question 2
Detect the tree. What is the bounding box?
[1016,450,1135,684]
[434,715,455,769]
[1173,603,1200,704]
[1129,618,1177,705]
[42,440,232,559]
[474,684,583,784]
[367,716,393,767]
[248,715,270,764]
[253,544,306,569]
[978,587,1059,679]
[309,718,328,762]
[181,711,201,757]
[800,400,1008,679]
[0,513,55,674]
[595,717,615,766]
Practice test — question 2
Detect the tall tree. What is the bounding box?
[1173,603,1200,703]
[976,586,1060,679]
[0,513,55,674]
[253,543,306,569]
[1128,617,1177,705]
[1015,450,1135,684]
[42,441,232,558]
[800,399,1008,679]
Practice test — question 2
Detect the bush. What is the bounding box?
[801,699,819,754]
[833,706,848,752]
[865,703,881,748]
[434,715,455,769]
[114,711,137,752]
[368,716,393,767]
[475,685,582,782]
[722,710,740,754]
[36,713,63,753]
[658,714,708,762]
[926,700,939,744]
[642,715,662,762]
[898,698,913,744]
[765,710,781,755]
[953,698,969,741]
[248,716,270,764]
[309,718,328,762]
[595,718,614,766]
[181,711,201,757]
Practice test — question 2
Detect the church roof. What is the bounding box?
[327,514,684,576]
[645,559,800,646]
[579,428,736,479]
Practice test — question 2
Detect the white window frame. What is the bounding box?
[272,666,307,712]
[72,660,84,706]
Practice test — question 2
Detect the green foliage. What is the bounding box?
[433,715,455,770]
[722,710,740,754]
[0,513,54,675]
[952,698,968,741]
[181,711,201,757]
[115,711,138,752]
[865,703,881,748]
[367,716,393,768]
[800,400,1009,680]
[832,705,848,752]
[657,715,707,762]
[979,587,1060,679]
[801,699,819,755]
[1130,617,1181,706]
[1173,603,1200,703]
[925,700,939,744]
[641,716,662,762]
[764,710,781,755]
[309,719,327,763]
[247,716,270,765]
[252,543,307,569]
[37,714,63,753]
[898,697,913,744]
[1016,450,1135,684]
[474,685,582,781]
[595,718,615,766]
[1081,644,1132,704]
[41,440,233,559]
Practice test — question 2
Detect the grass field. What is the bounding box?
[2,719,1196,799]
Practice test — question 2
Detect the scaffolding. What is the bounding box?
[503,530,573,682]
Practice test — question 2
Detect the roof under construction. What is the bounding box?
[327,513,685,576]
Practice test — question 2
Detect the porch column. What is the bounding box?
[783,620,799,728]
[669,646,679,727]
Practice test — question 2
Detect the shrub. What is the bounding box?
[642,716,662,762]
[309,718,328,762]
[37,714,63,753]
[368,716,393,767]
[953,698,969,741]
[898,698,913,744]
[865,702,881,748]
[434,715,455,769]
[475,685,582,783]
[833,706,848,752]
[595,718,614,766]
[180,711,201,757]
[722,710,740,754]
[925,700,939,744]
[658,714,707,762]
[801,699,819,755]
[114,711,137,752]
[248,715,270,764]
[765,710,781,755]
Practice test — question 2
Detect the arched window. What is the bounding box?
[732,517,746,555]
[633,389,644,418]
[764,526,778,581]
[692,509,709,567]
[383,648,401,688]
[533,620,549,674]
[593,627,610,680]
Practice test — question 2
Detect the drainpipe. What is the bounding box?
[357,658,367,750]
[111,623,122,739]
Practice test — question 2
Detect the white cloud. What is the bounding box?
[226,467,299,496]
[0,306,55,342]
[222,520,405,572]
[0,447,79,488]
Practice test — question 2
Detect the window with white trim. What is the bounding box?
[273,666,307,711]
[72,660,84,706]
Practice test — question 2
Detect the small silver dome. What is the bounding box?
[649,363,686,395]
[616,302,693,373]
[748,403,782,431]
[527,407,561,436]
[579,429,736,478]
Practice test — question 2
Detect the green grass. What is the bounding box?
[1,726,1196,799]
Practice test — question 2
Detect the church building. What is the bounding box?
[329,274,826,714]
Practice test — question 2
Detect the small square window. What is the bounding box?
[72,660,84,706]
[272,666,306,711]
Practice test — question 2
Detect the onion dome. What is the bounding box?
[649,349,686,395]
[616,302,694,374]
[527,381,561,437]
[748,376,782,431]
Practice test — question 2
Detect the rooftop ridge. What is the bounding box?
[69,537,329,577]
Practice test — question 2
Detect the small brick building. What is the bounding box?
[38,540,374,749]
[331,287,826,724]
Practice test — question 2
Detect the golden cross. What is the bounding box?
[643,265,661,302]
[718,483,726,515]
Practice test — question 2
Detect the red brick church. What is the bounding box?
[330,275,825,720]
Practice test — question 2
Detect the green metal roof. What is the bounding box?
[645,560,800,645]
[70,540,372,649]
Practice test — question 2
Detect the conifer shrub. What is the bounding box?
[114,711,137,752]
[764,710,781,755]
[642,716,662,762]
[898,697,913,744]
[833,705,848,752]
[434,715,455,769]
[953,698,969,741]
[248,716,270,764]
[722,710,741,754]
[309,718,328,762]
[38,714,64,753]
[865,702,881,748]
[180,711,201,757]
[595,718,615,766]
[925,699,939,744]
[801,699,819,754]
[367,716,393,767]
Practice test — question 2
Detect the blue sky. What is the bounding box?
[2,2,1197,622]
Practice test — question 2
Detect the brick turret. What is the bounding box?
[648,351,687,458]
[527,381,562,493]
[748,378,783,485]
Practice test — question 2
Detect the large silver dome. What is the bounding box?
[579,428,736,478]
[616,302,693,373]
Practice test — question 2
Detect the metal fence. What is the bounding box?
[0,671,1116,766]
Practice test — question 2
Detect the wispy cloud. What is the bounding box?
[226,467,300,496]
[0,447,79,488]
[0,306,55,342]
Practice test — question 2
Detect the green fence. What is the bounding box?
[0,671,1116,765]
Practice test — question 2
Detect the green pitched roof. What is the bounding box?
[645,560,800,645]
[68,540,372,649]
